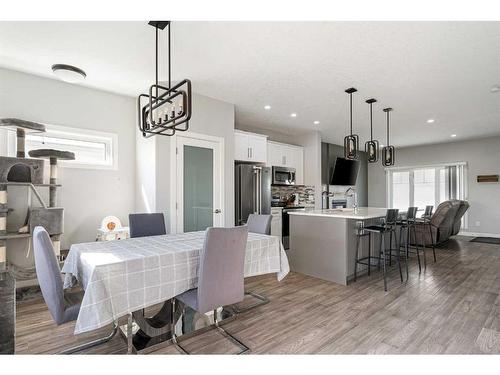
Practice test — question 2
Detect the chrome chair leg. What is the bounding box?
[60,321,119,354]
[232,291,270,314]
[170,300,249,355]
[213,309,249,354]
[170,299,188,354]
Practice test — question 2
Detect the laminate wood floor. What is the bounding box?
[14,237,500,354]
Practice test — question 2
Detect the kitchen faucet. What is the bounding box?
[345,186,358,212]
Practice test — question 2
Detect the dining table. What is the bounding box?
[61,230,290,346]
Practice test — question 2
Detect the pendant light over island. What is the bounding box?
[343,87,359,160]
[341,87,396,166]
[382,107,395,166]
[364,98,379,163]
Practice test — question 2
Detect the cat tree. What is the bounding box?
[0,118,74,276]
[0,118,75,354]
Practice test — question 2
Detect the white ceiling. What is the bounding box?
[1,21,499,147]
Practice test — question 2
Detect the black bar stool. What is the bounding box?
[359,209,402,292]
[416,205,436,263]
[353,221,373,281]
[398,206,426,273]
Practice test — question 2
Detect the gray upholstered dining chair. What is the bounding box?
[246,214,272,235]
[171,226,249,354]
[33,226,118,354]
[129,213,166,238]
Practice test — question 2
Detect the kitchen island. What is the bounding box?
[288,207,388,285]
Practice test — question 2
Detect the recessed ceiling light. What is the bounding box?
[426,119,435,124]
[451,134,457,138]
[490,85,500,93]
[313,120,320,125]
[290,113,297,118]
[264,105,271,110]
[51,64,86,83]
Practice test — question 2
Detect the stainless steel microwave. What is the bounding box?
[272,166,296,186]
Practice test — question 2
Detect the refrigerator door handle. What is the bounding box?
[253,169,258,214]
[238,167,243,225]
[257,168,261,214]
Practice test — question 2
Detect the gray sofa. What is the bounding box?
[414,199,469,245]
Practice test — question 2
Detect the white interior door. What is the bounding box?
[175,134,224,233]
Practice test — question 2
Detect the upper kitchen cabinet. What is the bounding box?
[267,141,304,185]
[234,130,268,163]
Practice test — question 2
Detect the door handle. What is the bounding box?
[214,209,221,213]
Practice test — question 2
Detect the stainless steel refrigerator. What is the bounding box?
[235,164,271,225]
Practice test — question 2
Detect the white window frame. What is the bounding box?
[6,124,118,170]
[386,161,468,228]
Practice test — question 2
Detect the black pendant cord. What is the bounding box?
[386,111,390,145]
[349,92,353,135]
[168,22,171,91]
[155,25,159,104]
[370,102,373,140]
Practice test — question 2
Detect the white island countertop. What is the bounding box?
[288,207,388,220]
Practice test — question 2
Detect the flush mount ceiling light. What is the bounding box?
[51,64,86,83]
[382,107,395,167]
[343,87,359,160]
[264,105,271,110]
[313,120,320,125]
[364,98,379,163]
[451,134,457,138]
[290,113,297,117]
[426,118,435,123]
[137,21,192,138]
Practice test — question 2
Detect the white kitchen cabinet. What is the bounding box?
[234,130,267,163]
[267,141,304,185]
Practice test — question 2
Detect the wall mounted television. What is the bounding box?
[330,157,360,186]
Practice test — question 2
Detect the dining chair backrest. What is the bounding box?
[129,213,166,238]
[424,205,434,217]
[246,214,272,235]
[196,226,248,314]
[33,226,65,325]
[406,207,418,221]
[385,209,399,226]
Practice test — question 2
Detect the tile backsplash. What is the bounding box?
[271,185,315,207]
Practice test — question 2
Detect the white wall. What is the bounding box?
[0,68,136,248]
[139,93,235,231]
[368,136,500,235]
[135,134,156,214]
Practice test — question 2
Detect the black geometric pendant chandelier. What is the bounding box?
[382,107,395,166]
[344,87,359,160]
[137,21,192,138]
[364,98,379,163]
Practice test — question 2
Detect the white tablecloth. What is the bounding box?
[61,231,289,334]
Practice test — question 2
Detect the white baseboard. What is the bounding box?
[459,231,500,238]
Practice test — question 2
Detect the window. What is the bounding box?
[12,124,118,169]
[387,163,467,225]
[392,171,410,210]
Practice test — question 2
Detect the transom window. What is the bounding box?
[16,124,118,170]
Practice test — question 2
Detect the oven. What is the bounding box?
[272,166,296,186]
